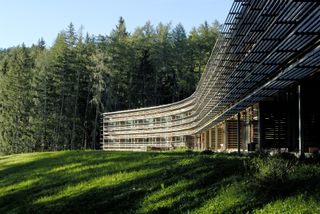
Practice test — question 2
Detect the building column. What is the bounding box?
[215,126,219,150]
[257,103,262,152]
[209,128,212,150]
[237,113,241,154]
[201,132,204,150]
[204,131,208,150]
[197,133,201,150]
[224,122,228,150]
[298,85,304,157]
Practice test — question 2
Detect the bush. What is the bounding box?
[170,146,188,152]
[273,152,298,162]
[305,152,320,164]
[246,156,297,192]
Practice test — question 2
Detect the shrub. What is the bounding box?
[306,152,320,164]
[246,156,297,194]
[273,152,298,162]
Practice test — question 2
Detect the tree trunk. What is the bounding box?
[56,83,65,151]
[92,107,99,150]
[83,83,91,150]
[41,76,47,152]
[70,71,80,150]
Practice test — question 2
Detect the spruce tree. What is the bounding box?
[0,45,36,153]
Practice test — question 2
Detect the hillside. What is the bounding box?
[1,151,320,213]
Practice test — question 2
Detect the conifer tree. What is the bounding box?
[0,45,35,153]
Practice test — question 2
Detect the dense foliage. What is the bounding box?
[1,151,320,213]
[0,19,219,154]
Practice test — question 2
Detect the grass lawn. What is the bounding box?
[1,151,320,213]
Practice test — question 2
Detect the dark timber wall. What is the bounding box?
[301,72,320,152]
[260,72,320,152]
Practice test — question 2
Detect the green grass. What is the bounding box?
[1,151,320,213]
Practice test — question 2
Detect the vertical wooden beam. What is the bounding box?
[237,113,241,154]
[204,131,208,150]
[215,126,219,151]
[197,133,200,150]
[257,103,262,152]
[201,132,204,150]
[209,128,212,150]
[224,121,228,150]
[298,85,304,157]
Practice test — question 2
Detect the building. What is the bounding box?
[101,0,320,155]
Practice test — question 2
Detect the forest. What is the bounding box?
[0,18,219,154]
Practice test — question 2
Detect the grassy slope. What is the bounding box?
[0,151,320,214]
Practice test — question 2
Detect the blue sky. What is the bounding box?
[0,0,234,48]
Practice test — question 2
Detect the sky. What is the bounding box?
[0,0,234,48]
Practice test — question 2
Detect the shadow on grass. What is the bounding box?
[1,151,320,213]
[0,151,246,213]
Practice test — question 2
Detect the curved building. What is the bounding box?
[102,0,320,154]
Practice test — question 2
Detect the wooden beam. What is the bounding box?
[237,113,241,154]
[298,85,304,157]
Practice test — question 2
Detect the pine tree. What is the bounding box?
[152,22,172,104]
[88,50,109,149]
[31,39,49,151]
[106,17,134,110]
[0,45,36,153]
[131,21,156,107]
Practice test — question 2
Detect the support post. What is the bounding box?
[209,128,212,150]
[258,103,262,152]
[204,131,208,150]
[224,122,228,150]
[201,132,205,150]
[237,113,241,154]
[298,85,304,157]
[215,126,219,151]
